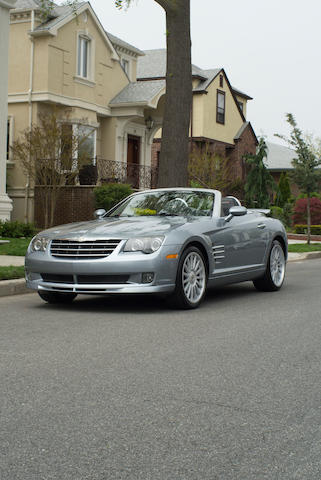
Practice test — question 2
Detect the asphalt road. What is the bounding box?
[1,260,321,480]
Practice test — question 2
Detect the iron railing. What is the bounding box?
[97,158,158,189]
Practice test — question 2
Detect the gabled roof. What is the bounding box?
[24,1,118,60]
[137,49,208,81]
[232,87,253,101]
[110,79,165,106]
[193,68,221,92]
[106,31,144,57]
[137,49,253,103]
[13,0,41,9]
[265,142,297,171]
[234,121,258,145]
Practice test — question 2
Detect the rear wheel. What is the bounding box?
[38,291,77,304]
[253,240,285,292]
[168,246,207,309]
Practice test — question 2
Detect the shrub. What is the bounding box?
[270,206,283,221]
[93,183,133,213]
[294,225,321,235]
[270,203,293,228]
[0,221,37,238]
[292,197,321,225]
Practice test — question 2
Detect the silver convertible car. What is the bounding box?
[25,188,287,309]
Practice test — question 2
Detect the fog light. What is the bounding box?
[142,272,154,284]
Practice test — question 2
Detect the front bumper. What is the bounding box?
[25,243,180,295]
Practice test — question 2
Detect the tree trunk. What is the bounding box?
[307,195,311,245]
[156,0,192,187]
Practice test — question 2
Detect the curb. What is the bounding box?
[0,278,34,298]
[287,251,321,263]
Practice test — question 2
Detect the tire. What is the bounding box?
[168,246,208,309]
[253,240,286,292]
[38,291,77,304]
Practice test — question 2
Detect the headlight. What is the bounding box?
[30,236,50,252]
[124,236,164,254]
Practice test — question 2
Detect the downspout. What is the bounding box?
[25,8,34,223]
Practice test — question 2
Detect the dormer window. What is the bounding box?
[77,35,90,78]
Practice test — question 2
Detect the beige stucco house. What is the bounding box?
[7,0,257,225]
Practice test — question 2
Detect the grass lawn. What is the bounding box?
[288,243,321,253]
[0,237,31,256]
[0,266,25,280]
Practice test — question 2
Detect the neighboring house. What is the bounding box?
[8,0,165,222]
[7,0,257,224]
[265,142,299,195]
[136,49,258,182]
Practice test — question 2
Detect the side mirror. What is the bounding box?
[225,206,247,222]
[94,208,106,219]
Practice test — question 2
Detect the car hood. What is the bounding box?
[41,216,190,240]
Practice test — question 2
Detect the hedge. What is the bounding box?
[294,225,321,235]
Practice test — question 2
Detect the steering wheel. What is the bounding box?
[169,198,188,207]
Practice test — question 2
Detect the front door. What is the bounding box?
[127,135,140,188]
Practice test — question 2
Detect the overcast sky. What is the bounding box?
[92,0,320,145]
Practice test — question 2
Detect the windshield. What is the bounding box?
[108,191,215,218]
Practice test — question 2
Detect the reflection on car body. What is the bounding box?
[25,188,288,309]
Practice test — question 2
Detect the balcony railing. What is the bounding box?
[97,158,158,189]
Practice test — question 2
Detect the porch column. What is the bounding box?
[0,0,15,220]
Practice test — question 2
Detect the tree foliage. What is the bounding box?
[276,113,321,243]
[11,109,94,228]
[243,138,275,208]
[275,172,291,208]
[188,145,244,197]
[292,197,321,225]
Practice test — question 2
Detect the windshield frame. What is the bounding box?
[104,188,220,219]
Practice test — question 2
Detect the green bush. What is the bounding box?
[0,221,37,238]
[270,203,293,228]
[93,183,133,213]
[294,225,321,235]
[270,206,283,220]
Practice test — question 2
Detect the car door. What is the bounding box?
[209,203,269,276]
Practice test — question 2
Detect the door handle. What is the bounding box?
[257,223,266,229]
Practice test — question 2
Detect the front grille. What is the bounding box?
[50,239,121,259]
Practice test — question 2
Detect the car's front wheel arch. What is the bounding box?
[273,235,287,260]
[181,241,210,276]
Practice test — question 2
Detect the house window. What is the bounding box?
[121,58,129,75]
[219,74,224,88]
[78,125,96,165]
[77,35,90,78]
[216,90,225,124]
[59,124,96,172]
[238,101,244,112]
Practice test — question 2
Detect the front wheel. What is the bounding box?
[38,291,78,304]
[168,246,207,309]
[253,240,286,292]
